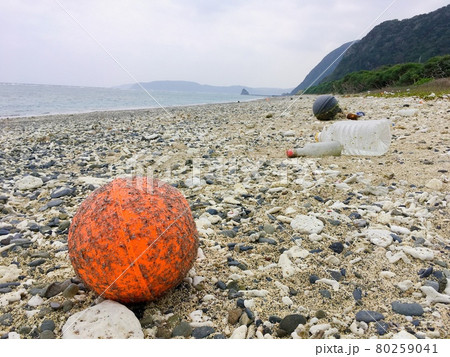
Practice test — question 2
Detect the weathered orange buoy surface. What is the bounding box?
[68,177,199,303]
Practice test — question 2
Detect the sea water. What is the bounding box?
[0,82,262,118]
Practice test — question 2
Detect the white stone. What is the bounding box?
[402,246,434,261]
[276,215,292,223]
[390,225,411,235]
[202,294,215,302]
[266,207,282,214]
[379,271,396,278]
[393,330,417,339]
[324,255,340,266]
[240,289,269,297]
[62,300,144,339]
[282,130,296,137]
[189,310,203,323]
[195,217,211,230]
[223,196,240,204]
[291,215,324,234]
[425,178,443,191]
[421,286,450,305]
[8,332,21,339]
[278,253,297,278]
[244,299,255,309]
[193,276,205,287]
[0,265,22,284]
[185,177,205,188]
[16,176,43,190]
[287,246,309,259]
[386,251,411,264]
[274,281,290,294]
[234,183,248,195]
[365,229,393,248]
[397,280,414,292]
[27,295,44,307]
[316,278,339,291]
[230,325,247,339]
[282,296,293,306]
[397,108,418,117]
[310,324,331,336]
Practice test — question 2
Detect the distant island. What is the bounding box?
[116,80,292,96]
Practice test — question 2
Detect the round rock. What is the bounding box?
[290,215,324,234]
[62,300,144,339]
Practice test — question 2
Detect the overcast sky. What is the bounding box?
[0,0,448,89]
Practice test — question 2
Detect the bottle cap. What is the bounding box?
[286,149,295,158]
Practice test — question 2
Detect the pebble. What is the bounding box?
[278,314,306,335]
[16,176,44,190]
[62,300,144,338]
[365,229,393,248]
[192,326,215,339]
[171,321,192,338]
[62,283,79,298]
[40,319,56,332]
[355,310,385,323]
[27,295,44,307]
[39,330,55,339]
[0,265,22,284]
[392,330,417,339]
[230,324,247,339]
[228,308,243,325]
[402,246,434,261]
[391,301,424,316]
[420,286,450,304]
[329,242,344,254]
[425,178,443,191]
[290,215,324,234]
[50,187,73,198]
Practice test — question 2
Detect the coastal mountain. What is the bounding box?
[325,4,450,82]
[121,80,291,96]
[292,4,450,93]
[290,41,355,95]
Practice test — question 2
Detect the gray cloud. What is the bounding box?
[0,0,448,88]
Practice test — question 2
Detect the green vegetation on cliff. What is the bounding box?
[306,55,450,95]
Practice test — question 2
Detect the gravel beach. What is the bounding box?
[0,95,449,339]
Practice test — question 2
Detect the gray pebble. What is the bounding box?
[391,301,424,316]
[0,313,13,326]
[192,326,215,339]
[424,280,439,292]
[39,330,55,339]
[263,224,276,234]
[172,321,192,338]
[319,289,332,299]
[40,319,56,332]
[62,283,79,298]
[258,237,277,245]
[44,280,70,298]
[50,187,73,198]
[376,321,389,335]
[62,300,74,312]
[353,287,363,301]
[47,199,63,208]
[355,310,385,322]
[28,258,46,267]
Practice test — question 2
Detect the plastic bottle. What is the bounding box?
[316,119,391,156]
[286,141,342,158]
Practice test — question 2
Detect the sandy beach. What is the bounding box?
[0,95,449,339]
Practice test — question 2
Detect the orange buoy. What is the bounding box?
[68,177,198,303]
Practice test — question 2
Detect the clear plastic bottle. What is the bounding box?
[287,141,342,157]
[316,119,391,156]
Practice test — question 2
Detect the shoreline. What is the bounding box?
[0,95,449,339]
